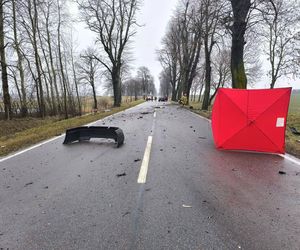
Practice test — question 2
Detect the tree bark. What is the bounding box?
[12,0,27,116]
[71,49,81,115]
[112,66,122,107]
[202,38,212,110]
[45,4,60,115]
[198,83,204,102]
[30,0,45,117]
[0,0,11,119]
[230,0,250,89]
[57,0,68,119]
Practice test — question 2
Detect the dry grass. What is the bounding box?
[286,113,300,157]
[0,100,144,157]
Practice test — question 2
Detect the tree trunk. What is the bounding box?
[91,79,97,110]
[112,66,122,107]
[37,18,56,115]
[0,0,11,119]
[202,40,212,110]
[230,0,250,89]
[209,83,221,105]
[31,0,45,118]
[57,0,68,119]
[198,84,204,102]
[12,0,27,116]
[71,51,81,115]
[45,8,59,115]
[171,85,177,102]
[270,76,276,89]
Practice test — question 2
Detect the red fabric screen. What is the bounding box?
[211,88,292,154]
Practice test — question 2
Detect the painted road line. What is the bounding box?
[0,135,64,163]
[153,111,156,118]
[190,110,211,123]
[189,109,300,167]
[279,154,300,167]
[0,104,146,163]
[137,136,153,184]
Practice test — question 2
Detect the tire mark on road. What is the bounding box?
[130,109,157,249]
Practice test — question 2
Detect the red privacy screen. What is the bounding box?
[211,88,292,154]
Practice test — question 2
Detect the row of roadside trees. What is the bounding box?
[158,0,300,109]
[0,0,143,120]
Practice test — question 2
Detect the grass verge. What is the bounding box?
[0,100,144,157]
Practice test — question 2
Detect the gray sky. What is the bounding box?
[71,0,177,92]
[71,0,299,92]
[131,0,178,88]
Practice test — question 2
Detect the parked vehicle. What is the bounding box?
[158,96,168,102]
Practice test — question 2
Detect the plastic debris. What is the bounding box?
[117,172,126,177]
[278,171,286,175]
[24,182,33,187]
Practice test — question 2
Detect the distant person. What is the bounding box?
[179,93,188,106]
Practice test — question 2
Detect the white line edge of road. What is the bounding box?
[279,154,300,167]
[0,102,146,164]
[189,109,300,167]
[137,136,153,184]
[0,135,65,163]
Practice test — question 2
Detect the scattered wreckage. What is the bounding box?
[63,126,124,148]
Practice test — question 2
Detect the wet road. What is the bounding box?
[0,102,299,250]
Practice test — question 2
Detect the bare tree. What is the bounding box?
[43,0,61,115]
[259,0,300,88]
[0,0,11,119]
[176,0,204,103]
[159,70,171,98]
[11,0,27,116]
[209,47,231,104]
[77,0,140,107]
[137,66,156,98]
[123,77,140,101]
[243,35,262,86]
[77,47,100,110]
[201,0,225,110]
[69,32,82,115]
[56,0,68,118]
[158,18,180,101]
[229,0,251,89]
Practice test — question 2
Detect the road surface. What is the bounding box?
[0,102,299,250]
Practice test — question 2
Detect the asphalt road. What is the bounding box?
[0,102,299,250]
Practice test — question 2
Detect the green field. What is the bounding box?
[289,91,300,114]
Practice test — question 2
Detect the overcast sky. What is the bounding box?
[131,0,178,88]
[71,0,299,92]
[71,0,177,92]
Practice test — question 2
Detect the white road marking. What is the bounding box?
[190,110,211,123]
[153,111,156,118]
[137,136,153,184]
[188,109,300,167]
[279,154,300,167]
[0,103,147,163]
[0,135,64,163]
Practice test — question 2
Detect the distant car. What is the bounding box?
[146,96,153,101]
[158,96,168,102]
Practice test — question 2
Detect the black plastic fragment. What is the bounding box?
[289,126,300,135]
[63,126,124,147]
